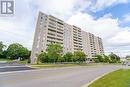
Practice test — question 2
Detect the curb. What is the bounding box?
[81,68,120,87]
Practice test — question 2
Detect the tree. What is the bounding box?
[126,55,130,59]
[72,53,78,62]
[63,52,73,62]
[95,55,104,62]
[47,43,63,63]
[126,55,130,61]
[73,51,86,63]
[7,43,30,60]
[18,47,30,60]
[57,56,65,63]
[1,50,7,58]
[109,53,120,63]
[37,52,48,64]
[0,41,6,57]
[103,54,110,63]
[93,58,100,63]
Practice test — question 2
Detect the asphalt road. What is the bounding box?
[0,65,121,87]
[0,63,34,72]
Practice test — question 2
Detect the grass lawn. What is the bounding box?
[17,60,28,64]
[29,63,122,68]
[29,63,95,68]
[0,58,13,62]
[88,69,130,87]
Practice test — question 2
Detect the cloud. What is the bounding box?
[67,12,120,39]
[108,30,130,46]
[34,0,93,20]
[90,0,130,12]
[1,0,88,49]
[0,0,35,49]
[0,18,33,49]
[35,0,130,19]
[67,12,130,56]
[0,0,130,56]
[123,13,130,22]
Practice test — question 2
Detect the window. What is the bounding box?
[48,25,56,29]
[57,21,63,25]
[48,28,56,32]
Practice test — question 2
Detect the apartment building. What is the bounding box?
[31,12,104,64]
[82,32,104,58]
[63,24,73,53]
[72,26,83,51]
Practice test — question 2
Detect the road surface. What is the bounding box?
[0,65,121,87]
[0,63,34,72]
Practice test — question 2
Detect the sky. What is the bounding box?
[0,0,130,57]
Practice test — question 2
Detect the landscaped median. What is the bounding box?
[88,69,130,87]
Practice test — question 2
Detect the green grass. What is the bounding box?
[0,58,13,62]
[29,63,95,68]
[17,60,28,64]
[88,69,130,87]
[29,63,122,68]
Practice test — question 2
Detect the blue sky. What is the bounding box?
[90,2,130,28]
[92,2,130,19]
[0,0,130,56]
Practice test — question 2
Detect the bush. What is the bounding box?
[95,55,104,62]
[93,54,120,63]
[63,52,73,62]
[37,52,48,64]
[93,58,100,63]
[103,55,110,63]
[57,56,65,63]
[109,53,120,63]
[73,51,86,63]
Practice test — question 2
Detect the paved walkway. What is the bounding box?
[0,65,121,87]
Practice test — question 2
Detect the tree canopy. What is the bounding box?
[37,43,87,64]
[109,53,120,63]
[72,51,86,63]
[7,43,30,60]
[47,43,63,63]
[0,41,6,56]
[63,52,73,62]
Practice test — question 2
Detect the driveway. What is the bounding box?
[0,65,121,87]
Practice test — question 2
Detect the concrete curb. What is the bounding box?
[81,68,120,87]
